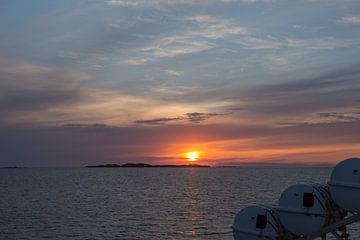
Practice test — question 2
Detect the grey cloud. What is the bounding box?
[0,59,91,124]
[240,67,360,115]
[134,112,231,125]
[254,67,360,94]
[185,112,230,123]
[106,0,272,6]
[340,16,360,25]
[1,120,359,167]
[61,123,110,128]
[161,65,360,119]
[0,89,80,112]
[318,112,360,122]
[215,159,334,167]
[134,117,182,125]
[226,107,243,111]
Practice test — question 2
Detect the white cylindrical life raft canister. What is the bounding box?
[329,158,360,212]
[233,205,280,240]
[276,184,338,236]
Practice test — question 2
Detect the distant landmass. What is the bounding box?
[0,166,22,169]
[86,163,211,168]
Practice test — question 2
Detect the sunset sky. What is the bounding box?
[1,0,359,166]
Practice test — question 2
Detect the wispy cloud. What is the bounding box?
[134,112,231,125]
[340,16,360,25]
[319,112,360,122]
[130,12,349,64]
[234,36,348,52]
[234,36,281,49]
[137,15,245,58]
[260,37,353,68]
[185,15,247,39]
[106,0,273,6]
[164,69,182,76]
[120,58,148,65]
[134,117,182,125]
[0,58,186,126]
[185,112,230,123]
[61,123,110,128]
[141,39,213,58]
[154,65,360,127]
[0,59,92,124]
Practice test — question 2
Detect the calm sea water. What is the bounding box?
[0,167,359,240]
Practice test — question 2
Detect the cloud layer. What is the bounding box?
[1,0,360,166]
[1,120,359,166]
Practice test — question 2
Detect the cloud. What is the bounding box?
[105,0,272,6]
[1,120,359,166]
[61,123,110,128]
[164,69,182,76]
[155,65,360,126]
[340,16,360,25]
[97,8,340,71]
[133,112,231,125]
[0,59,91,123]
[136,15,245,58]
[131,13,348,64]
[234,36,281,49]
[140,37,214,57]
[185,112,230,123]
[235,67,360,118]
[230,34,355,70]
[233,36,344,51]
[61,51,109,61]
[134,117,182,125]
[120,58,148,65]
[0,58,197,126]
[184,15,247,39]
[318,112,360,122]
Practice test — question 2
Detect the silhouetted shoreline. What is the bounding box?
[86,163,211,168]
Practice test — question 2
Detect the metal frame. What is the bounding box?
[295,213,360,240]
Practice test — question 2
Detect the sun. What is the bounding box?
[186,152,199,162]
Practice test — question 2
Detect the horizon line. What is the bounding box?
[0,162,336,168]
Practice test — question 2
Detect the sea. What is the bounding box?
[0,167,359,240]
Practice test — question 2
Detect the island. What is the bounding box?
[86,163,210,168]
[0,166,22,169]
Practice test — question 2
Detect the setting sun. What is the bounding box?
[186,152,199,162]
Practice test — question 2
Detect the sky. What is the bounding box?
[0,0,359,166]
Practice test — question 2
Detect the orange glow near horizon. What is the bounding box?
[159,140,360,166]
[186,152,199,162]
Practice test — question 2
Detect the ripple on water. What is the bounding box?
[0,167,359,239]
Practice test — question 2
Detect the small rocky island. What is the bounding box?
[86,163,210,168]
